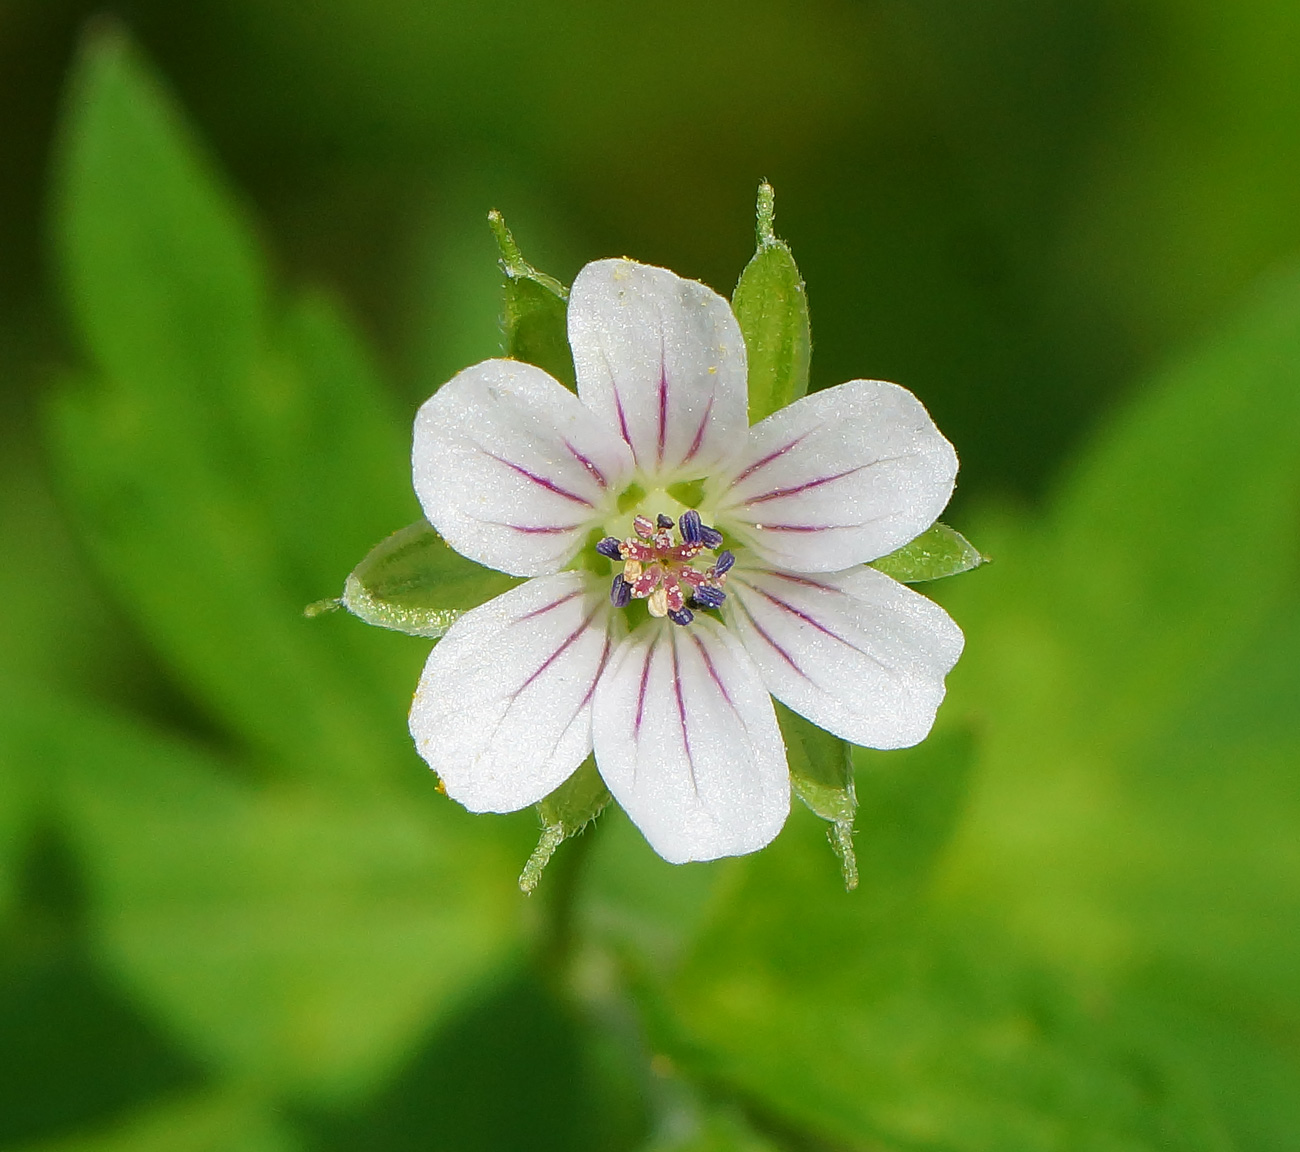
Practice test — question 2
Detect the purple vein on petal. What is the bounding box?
[730,429,816,486]
[730,593,807,678]
[514,588,585,622]
[485,521,584,535]
[656,361,668,466]
[744,464,870,505]
[765,571,842,593]
[564,440,608,488]
[613,387,636,462]
[483,449,594,507]
[633,633,656,739]
[671,632,699,795]
[689,630,742,722]
[515,606,602,696]
[749,582,895,677]
[682,393,715,465]
[577,632,613,711]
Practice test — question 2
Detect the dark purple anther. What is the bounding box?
[656,513,675,529]
[678,509,703,544]
[610,574,632,608]
[668,607,694,626]
[699,524,724,548]
[596,536,623,560]
[692,585,726,610]
[713,550,735,575]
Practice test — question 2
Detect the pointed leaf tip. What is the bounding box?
[755,181,778,248]
[486,210,575,390]
[735,184,811,424]
[341,520,521,638]
[870,522,987,584]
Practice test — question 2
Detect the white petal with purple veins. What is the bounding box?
[710,379,958,573]
[409,573,614,812]
[592,617,789,863]
[569,259,748,482]
[414,359,634,577]
[726,564,963,750]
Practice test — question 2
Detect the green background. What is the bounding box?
[2,1,1298,1148]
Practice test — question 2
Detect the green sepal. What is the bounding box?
[775,702,858,890]
[519,757,611,894]
[335,519,520,638]
[733,183,812,425]
[488,210,576,391]
[666,478,706,509]
[870,522,986,584]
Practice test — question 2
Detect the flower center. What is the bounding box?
[595,510,734,627]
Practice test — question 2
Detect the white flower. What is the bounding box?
[409,258,964,864]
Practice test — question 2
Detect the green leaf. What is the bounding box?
[17,1090,298,1152]
[660,809,1225,1151]
[870,521,986,583]
[774,703,857,891]
[340,519,521,638]
[488,209,576,390]
[4,691,524,1100]
[732,183,811,425]
[49,33,421,783]
[519,757,611,894]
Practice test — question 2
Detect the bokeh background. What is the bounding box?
[2,1,1299,1149]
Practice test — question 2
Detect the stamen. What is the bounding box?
[599,508,730,627]
[679,509,702,545]
[692,584,726,610]
[610,573,632,607]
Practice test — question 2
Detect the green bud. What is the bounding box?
[488,210,576,390]
[733,183,812,425]
[333,519,520,638]
[519,757,611,894]
[871,522,986,584]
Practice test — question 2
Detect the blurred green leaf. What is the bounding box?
[519,757,611,895]
[659,810,1226,1151]
[871,522,986,584]
[340,519,521,638]
[1,691,523,1100]
[488,209,576,390]
[733,184,811,425]
[13,1091,298,1152]
[50,32,421,783]
[942,268,1300,971]
[775,703,857,891]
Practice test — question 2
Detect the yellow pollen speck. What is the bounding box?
[623,559,643,582]
[648,587,669,617]
[708,365,717,374]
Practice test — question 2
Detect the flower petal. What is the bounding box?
[592,617,789,863]
[414,359,634,577]
[409,573,614,812]
[725,564,963,749]
[568,258,748,482]
[711,379,958,572]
